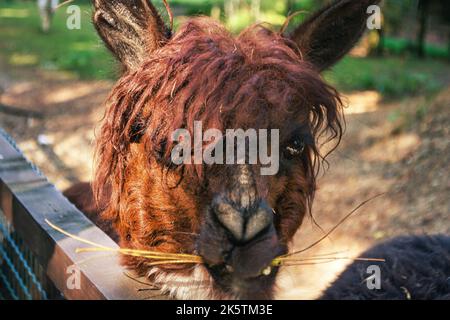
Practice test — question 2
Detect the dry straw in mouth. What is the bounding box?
[45,219,202,265]
[46,191,385,272]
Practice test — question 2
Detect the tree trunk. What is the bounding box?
[225,0,240,21]
[376,28,385,56]
[417,0,430,58]
[448,30,450,60]
[251,0,261,22]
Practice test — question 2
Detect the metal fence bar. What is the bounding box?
[0,222,48,299]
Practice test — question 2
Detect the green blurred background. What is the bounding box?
[1,0,450,98]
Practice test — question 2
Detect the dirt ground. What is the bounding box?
[1,58,449,300]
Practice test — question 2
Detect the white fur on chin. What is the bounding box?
[147,265,237,300]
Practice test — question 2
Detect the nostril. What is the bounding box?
[243,204,273,242]
[213,199,244,241]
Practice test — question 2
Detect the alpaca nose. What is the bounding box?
[211,195,273,243]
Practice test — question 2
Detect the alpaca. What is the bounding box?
[65,0,380,300]
[321,235,450,300]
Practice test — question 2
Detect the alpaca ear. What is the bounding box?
[289,0,381,71]
[93,0,170,71]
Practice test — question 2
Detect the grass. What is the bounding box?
[383,37,450,60]
[0,0,286,79]
[170,0,223,15]
[1,1,450,98]
[325,56,450,98]
[0,1,115,79]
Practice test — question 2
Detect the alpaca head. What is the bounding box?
[92,0,379,299]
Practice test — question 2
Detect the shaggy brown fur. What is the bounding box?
[94,17,343,251]
[65,0,380,299]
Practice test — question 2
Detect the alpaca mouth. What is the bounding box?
[198,221,287,299]
[206,263,279,299]
[193,186,288,299]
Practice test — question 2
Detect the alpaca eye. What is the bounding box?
[154,139,177,168]
[284,137,305,160]
[154,140,167,161]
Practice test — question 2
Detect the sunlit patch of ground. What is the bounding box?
[343,91,381,114]
[361,132,420,163]
[8,53,39,66]
[276,87,450,299]
[0,8,30,19]
[276,227,370,300]
[0,60,109,189]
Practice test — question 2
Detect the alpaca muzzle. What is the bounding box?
[197,165,285,298]
[212,164,273,243]
[198,193,284,298]
[211,195,273,243]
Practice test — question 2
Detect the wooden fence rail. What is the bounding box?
[0,130,156,300]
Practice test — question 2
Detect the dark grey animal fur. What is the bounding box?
[321,235,450,300]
